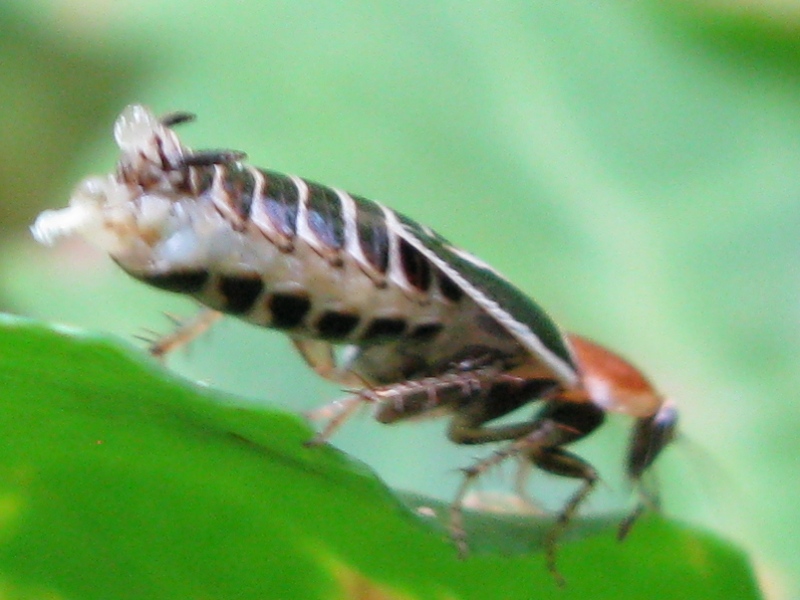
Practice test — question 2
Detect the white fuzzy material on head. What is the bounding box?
[31,206,93,246]
[32,175,133,250]
[30,105,200,267]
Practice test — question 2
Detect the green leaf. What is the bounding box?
[0,314,760,599]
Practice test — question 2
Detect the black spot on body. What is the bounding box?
[260,170,299,238]
[140,270,210,294]
[315,311,360,339]
[438,272,464,302]
[409,322,443,340]
[218,275,264,314]
[353,196,389,274]
[399,238,431,291]
[362,317,407,341]
[306,182,345,250]
[268,293,312,328]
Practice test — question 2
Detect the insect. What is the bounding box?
[32,105,678,584]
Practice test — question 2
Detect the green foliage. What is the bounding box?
[0,314,760,599]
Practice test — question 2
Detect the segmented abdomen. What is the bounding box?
[137,162,467,347]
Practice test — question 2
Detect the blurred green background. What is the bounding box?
[1,1,797,598]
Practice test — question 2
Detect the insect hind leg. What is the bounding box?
[306,361,513,446]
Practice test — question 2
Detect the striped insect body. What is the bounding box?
[32,105,678,585]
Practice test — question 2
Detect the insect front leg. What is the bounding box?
[619,399,678,540]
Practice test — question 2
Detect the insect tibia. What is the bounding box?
[370,366,505,424]
[307,365,515,443]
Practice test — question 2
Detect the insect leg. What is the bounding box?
[148,308,223,360]
[619,400,678,539]
[304,394,365,446]
[307,364,507,446]
[448,421,564,558]
[535,447,599,587]
[373,366,509,424]
[295,339,373,445]
[526,400,605,584]
[449,399,604,585]
[291,338,365,387]
[446,380,568,553]
[445,377,560,445]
